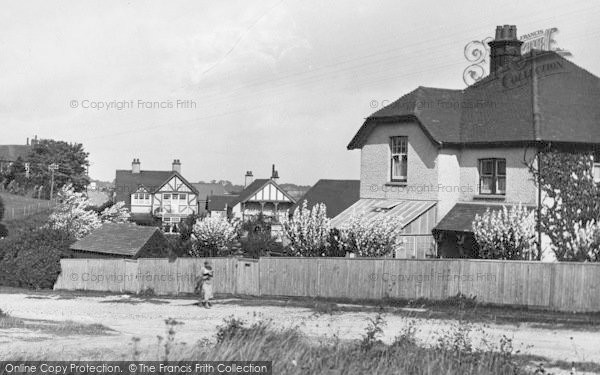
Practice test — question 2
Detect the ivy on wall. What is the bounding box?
[528,149,600,261]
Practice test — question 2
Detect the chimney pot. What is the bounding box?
[172,159,181,173]
[488,25,523,74]
[132,158,141,174]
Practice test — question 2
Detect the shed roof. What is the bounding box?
[70,223,162,257]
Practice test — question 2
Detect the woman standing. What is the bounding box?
[200,261,214,308]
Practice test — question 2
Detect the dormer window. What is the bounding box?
[479,158,506,195]
[390,136,408,182]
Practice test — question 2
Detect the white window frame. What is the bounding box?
[390,136,408,182]
[478,158,506,195]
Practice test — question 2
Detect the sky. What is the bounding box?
[2,0,600,185]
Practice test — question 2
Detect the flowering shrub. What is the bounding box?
[46,185,130,240]
[191,216,238,257]
[47,185,101,240]
[472,204,536,260]
[564,220,600,262]
[99,201,131,223]
[283,201,331,257]
[339,214,404,257]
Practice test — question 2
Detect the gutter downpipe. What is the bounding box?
[532,54,543,260]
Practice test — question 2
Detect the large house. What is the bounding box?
[334,25,600,259]
[114,159,199,231]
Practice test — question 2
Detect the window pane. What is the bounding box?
[480,160,494,175]
[497,177,506,194]
[480,177,493,194]
[400,155,408,178]
[164,194,170,199]
[497,160,506,176]
[180,194,186,200]
[145,194,150,200]
[594,164,600,183]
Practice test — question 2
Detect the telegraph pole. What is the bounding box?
[49,163,59,201]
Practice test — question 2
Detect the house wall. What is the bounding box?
[359,121,439,201]
[436,149,461,220]
[358,120,538,210]
[458,147,537,204]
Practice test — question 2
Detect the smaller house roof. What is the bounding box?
[0,145,31,161]
[433,203,536,233]
[207,195,239,211]
[231,179,296,206]
[192,183,229,200]
[331,198,436,229]
[70,223,163,257]
[290,179,360,218]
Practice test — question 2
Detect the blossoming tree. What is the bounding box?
[472,204,537,260]
[47,185,130,240]
[283,201,331,257]
[190,216,239,257]
[339,214,404,257]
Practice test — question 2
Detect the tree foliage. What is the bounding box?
[472,204,537,260]
[2,139,90,197]
[283,201,330,257]
[527,149,600,261]
[0,195,6,238]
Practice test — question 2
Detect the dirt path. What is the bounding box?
[1,291,599,365]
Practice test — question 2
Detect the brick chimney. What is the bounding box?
[270,164,279,182]
[244,171,254,188]
[172,159,181,173]
[132,158,141,174]
[488,25,523,73]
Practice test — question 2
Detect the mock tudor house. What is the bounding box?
[230,165,296,222]
[334,25,600,259]
[114,159,199,232]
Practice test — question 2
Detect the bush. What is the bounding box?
[0,226,73,289]
[191,216,238,257]
[472,204,536,260]
[339,214,404,257]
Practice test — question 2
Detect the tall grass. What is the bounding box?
[176,317,528,375]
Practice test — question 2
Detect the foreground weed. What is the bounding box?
[359,312,386,351]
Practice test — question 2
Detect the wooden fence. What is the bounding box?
[54,257,600,312]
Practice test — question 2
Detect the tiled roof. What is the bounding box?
[330,198,436,229]
[70,223,163,256]
[348,52,600,149]
[433,203,535,233]
[230,179,296,206]
[0,145,31,161]
[191,183,228,200]
[114,170,197,205]
[290,179,360,218]
[207,194,238,211]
